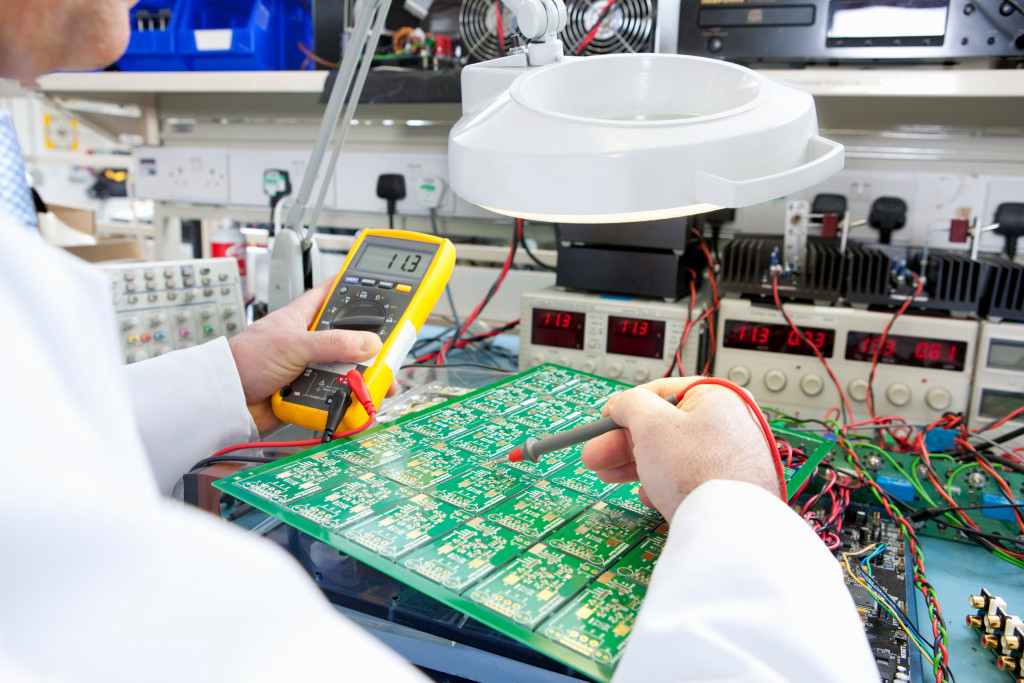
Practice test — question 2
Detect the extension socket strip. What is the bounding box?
[715,299,978,425]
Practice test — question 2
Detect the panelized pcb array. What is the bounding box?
[469,542,601,627]
[611,523,670,586]
[546,502,657,568]
[344,493,473,558]
[215,364,825,683]
[404,516,532,591]
[485,480,595,538]
[544,572,647,666]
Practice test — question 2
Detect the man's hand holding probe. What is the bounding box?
[581,378,781,523]
[227,276,384,433]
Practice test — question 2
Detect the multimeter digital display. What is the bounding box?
[272,229,456,432]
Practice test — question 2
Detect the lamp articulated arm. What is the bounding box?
[503,0,567,65]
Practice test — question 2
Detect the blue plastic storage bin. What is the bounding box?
[178,0,313,70]
[117,0,190,71]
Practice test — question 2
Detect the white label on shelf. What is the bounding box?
[194,29,232,51]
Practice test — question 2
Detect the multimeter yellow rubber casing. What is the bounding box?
[272,229,456,432]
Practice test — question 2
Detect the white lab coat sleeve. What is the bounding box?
[614,480,880,683]
[122,337,260,495]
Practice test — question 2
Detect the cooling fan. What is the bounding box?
[459,0,525,62]
[561,0,654,56]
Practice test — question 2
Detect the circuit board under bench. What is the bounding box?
[215,365,824,682]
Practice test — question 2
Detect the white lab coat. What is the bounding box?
[0,212,879,682]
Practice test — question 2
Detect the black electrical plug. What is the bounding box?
[868,196,907,245]
[377,173,406,230]
[321,386,354,443]
[995,203,1024,260]
[811,193,847,218]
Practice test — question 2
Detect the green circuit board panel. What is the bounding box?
[215,365,826,683]
[543,571,647,666]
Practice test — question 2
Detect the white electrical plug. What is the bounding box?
[418,176,446,209]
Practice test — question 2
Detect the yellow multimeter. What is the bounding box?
[272,229,456,432]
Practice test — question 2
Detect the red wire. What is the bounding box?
[772,274,854,423]
[866,275,925,425]
[575,0,616,54]
[674,377,788,500]
[205,415,376,460]
[973,405,1024,433]
[437,219,520,364]
[495,1,506,53]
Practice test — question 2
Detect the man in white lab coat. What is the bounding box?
[0,1,879,681]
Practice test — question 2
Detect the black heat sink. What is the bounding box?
[720,235,844,303]
[846,244,991,313]
[979,254,1024,322]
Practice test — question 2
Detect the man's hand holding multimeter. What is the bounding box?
[271,229,456,437]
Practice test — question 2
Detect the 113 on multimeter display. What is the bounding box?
[272,229,456,432]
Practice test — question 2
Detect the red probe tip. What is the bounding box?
[508,447,523,463]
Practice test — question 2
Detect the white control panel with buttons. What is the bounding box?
[519,286,708,382]
[715,298,978,424]
[101,258,247,364]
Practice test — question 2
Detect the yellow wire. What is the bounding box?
[840,548,935,665]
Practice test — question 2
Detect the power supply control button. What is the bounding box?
[800,373,825,397]
[634,367,650,381]
[581,359,597,373]
[727,365,751,387]
[886,382,911,407]
[848,378,869,402]
[607,363,623,378]
[763,369,787,393]
[925,386,952,411]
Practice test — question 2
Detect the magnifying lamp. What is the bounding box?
[267,0,843,309]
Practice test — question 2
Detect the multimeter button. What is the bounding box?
[800,373,825,397]
[763,369,787,393]
[885,382,911,407]
[378,281,394,289]
[338,286,348,294]
[926,386,952,411]
[360,278,376,286]
[396,284,412,293]
[331,300,387,332]
[343,276,359,285]
[726,365,751,387]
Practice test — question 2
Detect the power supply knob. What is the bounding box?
[800,373,825,397]
[581,359,597,373]
[634,367,650,382]
[926,386,952,411]
[149,313,166,327]
[176,311,189,323]
[763,369,787,393]
[222,305,237,319]
[128,349,148,363]
[121,316,140,332]
[886,382,912,407]
[727,365,751,387]
[200,308,215,320]
[530,353,545,366]
[848,378,869,402]
[607,363,623,378]
[153,345,172,356]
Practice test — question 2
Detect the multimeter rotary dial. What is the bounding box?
[330,299,387,332]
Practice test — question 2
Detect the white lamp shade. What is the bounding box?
[448,54,844,223]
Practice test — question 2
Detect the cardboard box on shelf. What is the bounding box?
[48,204,142,262]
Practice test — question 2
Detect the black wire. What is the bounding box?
[911,503,1024,520]
[189,455,279,473]
[519,230,556,271]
